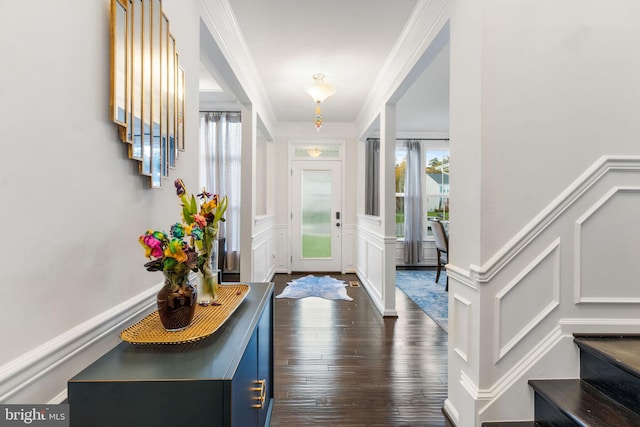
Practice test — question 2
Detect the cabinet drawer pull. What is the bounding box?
[252,379,266,409]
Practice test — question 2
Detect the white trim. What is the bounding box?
[443,399,460,426]
[357,214,382,227]
[460,371,480,400]
[574,186,640,304]
[478,327,566,415]
[254,214,273,227]
[49,389,68,405]
[446,263,477,290]
[453,293,471,363]
[356,267,398,317]
[495,239,561,361]
[559,317,640,330]
[356,0,451,137]
[470,156,640,283]
[198,0,277,134]
[0,284,157,402]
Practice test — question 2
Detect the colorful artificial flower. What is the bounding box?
[139,179,228,287]
[170,223,186,239]
[139,230,166,258]
[164,238,187,263]
[197,188,213,200]
[193,214,207,228]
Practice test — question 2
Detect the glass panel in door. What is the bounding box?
[302,170,332,258]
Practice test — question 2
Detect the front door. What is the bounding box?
[291,160,342,272]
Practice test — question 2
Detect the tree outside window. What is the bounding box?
[395,143,449,238]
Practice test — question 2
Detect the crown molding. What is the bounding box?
[355,0,451,138]
[199,0,277,135]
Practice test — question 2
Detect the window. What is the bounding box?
[425,149,449,222]
[395,141,449,238]
[365,139,380,216]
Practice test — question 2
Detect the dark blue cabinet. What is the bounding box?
[68,282,274,427]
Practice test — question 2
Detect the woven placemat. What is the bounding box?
[120,283,250,344]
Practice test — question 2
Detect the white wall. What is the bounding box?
[0,0,202,403]
[446,1,640,425]
[479,0,640,261]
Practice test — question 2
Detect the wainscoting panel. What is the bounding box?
[453,293,471,363]
[447,156,640,425]
[395,239,437,267]
[252,217,275,282]
[366,241,384,299]
[355,223,386,311]
[496,239,560,361]
[274,224,289,273]
[575,187,640,303]
[342,224,357,272]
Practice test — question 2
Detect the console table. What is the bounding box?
[68,282,274,427]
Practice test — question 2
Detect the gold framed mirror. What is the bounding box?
[110,0,184,188]
[110,0,128,129]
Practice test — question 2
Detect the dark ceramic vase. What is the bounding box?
[156,278,197,331]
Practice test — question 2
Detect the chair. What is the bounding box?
[429,219,449,291]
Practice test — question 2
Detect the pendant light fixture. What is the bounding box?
[304,73,335,131]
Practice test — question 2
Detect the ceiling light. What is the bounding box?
[304,73,335,131]
[307,146,322,157]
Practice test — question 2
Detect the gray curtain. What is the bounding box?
[199,112,242,273]
[404,140,423,264]
[365,138,380,216]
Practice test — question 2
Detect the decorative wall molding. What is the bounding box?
[470,156,640,283]
[446,264,477,291]
[559,317,640,331]
[574,186,640,304]
[457,327,565,407]
[252,223,275,282]
[254,214,273,227]
[355,222,398,316]
[495,239,560,361]
[477,327,566,415]
[355,0,451,137]
[442,399,460,426]
[0,284,157,403]
[274,224,289,272]
[394,239,438,267]
[198,0,277,133]
[456,156,640,424]
[342,224,357,273]
[453,293,471,363]
[356,214,382,227]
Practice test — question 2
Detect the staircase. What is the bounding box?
[482,335,640,427]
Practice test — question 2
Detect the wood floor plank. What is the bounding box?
[269,273,451,427]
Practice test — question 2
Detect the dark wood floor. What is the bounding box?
[269,273,450,427]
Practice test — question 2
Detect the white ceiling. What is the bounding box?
[199,0,449,135]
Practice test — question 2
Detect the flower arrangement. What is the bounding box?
[174,179,227,266]
[138,179,228,295]
[138,228,199,287]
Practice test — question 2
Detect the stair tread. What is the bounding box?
[529,378,640,426]
[574,335,640,379]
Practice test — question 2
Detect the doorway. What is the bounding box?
[291,160,342,271]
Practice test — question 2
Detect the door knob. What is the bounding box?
[336,222,341,227]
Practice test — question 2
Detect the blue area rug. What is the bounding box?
[276,275,353,301]
[396,269,448,332]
